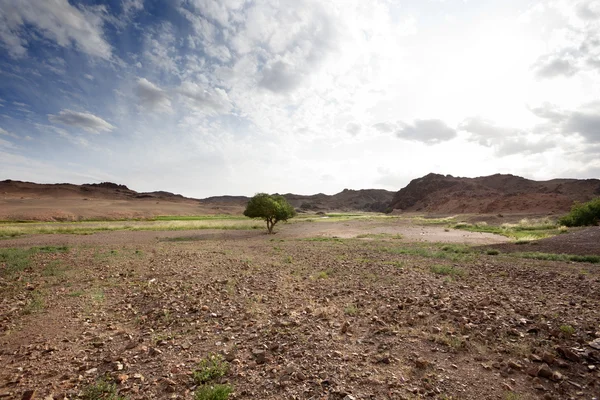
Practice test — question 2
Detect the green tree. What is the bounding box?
[243,193,296,234]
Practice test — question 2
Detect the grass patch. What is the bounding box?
[413,216,457,225]
[0,219,264,236]
[453,218,562,241]
[430,264,465,278]
[82,377,127,400]
[559,324,576,336]
[193,354,229,385]
[0,246,69,276]
[23,291,45,314]
[510,252,600,264]
[356,233,403,239]
[344,304,359,316]
[381,244,474,262]
[195,384,233,400]
[315,271,330,279]
[303,237,345,242]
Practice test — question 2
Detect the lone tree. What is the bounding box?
[244,193,296,234]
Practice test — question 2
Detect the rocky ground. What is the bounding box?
[0,226,599,400]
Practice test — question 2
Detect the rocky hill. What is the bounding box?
[389,173,600,214]
[0,180,190,201]
[200,189,395,212]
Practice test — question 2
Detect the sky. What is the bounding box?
[0,0,599,198]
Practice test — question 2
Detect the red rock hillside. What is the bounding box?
[388,173,600,214]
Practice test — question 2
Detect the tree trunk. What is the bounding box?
[266,218,277,234]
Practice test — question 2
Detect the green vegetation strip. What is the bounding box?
[0,246,68,276]
[452,218,566,241]
[511,252,600,264]
[0,219,264,238]
[379,243,599,264]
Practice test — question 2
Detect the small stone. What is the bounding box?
[537,364,553,380]
[149,347,162,356]
[589,338,600,350]
[541,352,555,365]
[556,346,580,362]
[341,321,351,334]
[133,373,145,382]
[551,371,564,381]
[343,396,356,400]
[21,390,36,400]
[84,368,97,375]
[253,349,267,364]
[114,362,123,371]
[508,361,522,370]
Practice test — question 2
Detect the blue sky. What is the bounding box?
[0,0,599,197]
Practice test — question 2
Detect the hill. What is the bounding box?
[389,173,600,214]
[0,180,395,220]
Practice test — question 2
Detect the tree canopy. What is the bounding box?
[243,193,296,234]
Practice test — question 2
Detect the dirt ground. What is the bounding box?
[1,220,599,400]
[0,198,243,221]
[488,227,600,256]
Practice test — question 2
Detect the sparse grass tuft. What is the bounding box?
[303,237,345,242]
[315,271,330,279]
[504,392,521,400]
[194,384,233,400]
[344,304,359,316]
[560,324,576,336]
[430,264,465,278]
[193,354,229,385]
[510,252,600,264]
[82,377,127,400]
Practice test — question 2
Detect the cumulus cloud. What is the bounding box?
[259,61,305,93]
[576,1,600,20]
[122,0,144,17]
[534,57,578,78]
[0,127,19,139]
[460,117,556,156]
[0,0,112,59]
[532,102,600,143]
[135,78,172,113]
[178,82,232,114]
[48,110,115,134]
[531,1,600,78]
[374,119,456,144]
[346,122,361,136]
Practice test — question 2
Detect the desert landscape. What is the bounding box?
[1,174,599,400]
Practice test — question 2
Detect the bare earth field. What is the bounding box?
[1,218,599,400]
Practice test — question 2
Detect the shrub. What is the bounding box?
[193,354,229,385]
[195,384,233,400]
[558,198,600,227]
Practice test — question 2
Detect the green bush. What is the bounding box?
[559,198,600,227]
[195,384,233,400]
[193,354,229,385]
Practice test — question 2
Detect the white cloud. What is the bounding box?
[460,117,557,156]
[0,0,112,59]
[135,78,172,113]
[0,127,19,139]
[48,109,115,134]
[122,0,144,17]
[373,120,456,144]
[178,82,232,114]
